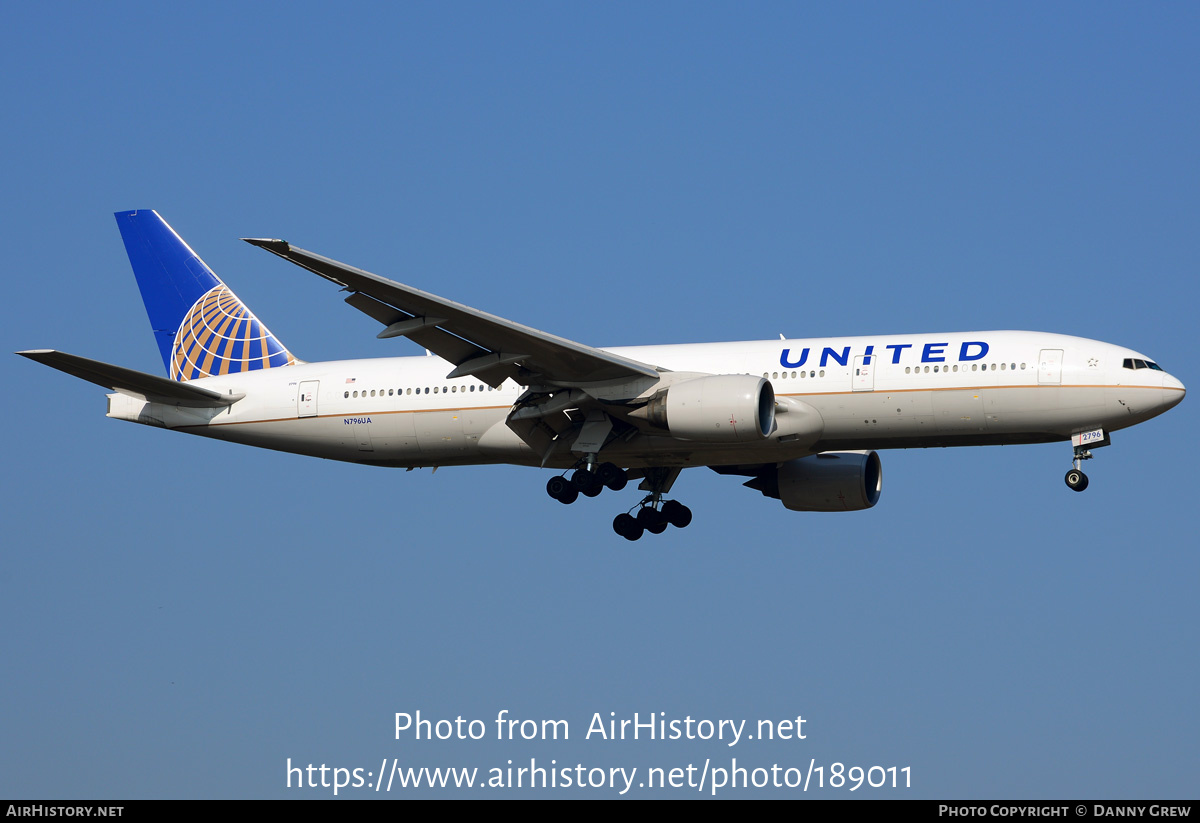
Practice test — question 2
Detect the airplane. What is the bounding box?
[18,210,1186,540]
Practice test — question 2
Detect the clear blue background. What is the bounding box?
[1,2,1195,798]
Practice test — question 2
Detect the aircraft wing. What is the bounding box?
[16,350,243,407]
[243,239,660,388]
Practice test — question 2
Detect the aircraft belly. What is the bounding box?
[194,418,353,460]
[460,405,501,449]
[565,435,817,470]
[341,411,420,454]
[478,419,533,459]
[385,412,419,451]
[800,392,935,440]
[414,410,468,457]
[187,405,517,465]
[931,390,987,434]
[790,384,1113,444]
[982,386,1106,435]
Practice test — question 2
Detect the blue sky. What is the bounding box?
[2,3,1196,798]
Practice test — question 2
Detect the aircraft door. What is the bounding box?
[356,423,374,451]
[1038,350,1063,385]
[297,380,319,417]
[852,354,875,391]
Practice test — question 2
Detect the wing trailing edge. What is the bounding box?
[242,238,661,388]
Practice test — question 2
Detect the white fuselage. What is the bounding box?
[105,331,1185,470]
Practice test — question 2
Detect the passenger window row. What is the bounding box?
[765,362,1027,380]
[344,383,503,399]
[764,370,826,379]
[904,362,1025,374]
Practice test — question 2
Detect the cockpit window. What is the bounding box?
[1124,358,1165,371]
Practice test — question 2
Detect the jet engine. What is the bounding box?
[741,451,882,511]
[636,374,775,442]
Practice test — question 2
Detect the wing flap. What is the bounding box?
[16,350,243,407]
[243,238,660,387]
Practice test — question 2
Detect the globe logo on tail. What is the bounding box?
[171,285,294,381]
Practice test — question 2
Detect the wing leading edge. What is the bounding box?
[242,239,660,389]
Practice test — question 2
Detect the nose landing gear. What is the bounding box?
[1065,467,1089,492]
[1065,444,1093,492]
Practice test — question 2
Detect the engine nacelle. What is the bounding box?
[740,451,882,511]
[640,374,775,442]
[779,451,882,511]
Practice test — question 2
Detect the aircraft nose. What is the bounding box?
[1163,372,1185,409]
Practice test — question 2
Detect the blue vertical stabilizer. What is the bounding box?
[115,210,294,381]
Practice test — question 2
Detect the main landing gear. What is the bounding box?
[545,461,693,540]
[546,462,627,504]
[1065,445,1092,492]
[612,499,692,541]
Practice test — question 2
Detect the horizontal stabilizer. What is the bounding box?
[16,350,243,407]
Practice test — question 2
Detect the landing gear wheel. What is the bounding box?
[637,507,669,535]
[1065,469,1089,492]
[661,500,693,529]
[613,513,643,541]
[546,475,578,504]
[596,462,627,491]
[572,468,602,497]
